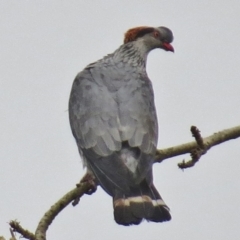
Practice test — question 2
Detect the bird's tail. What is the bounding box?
[113,180,171,226]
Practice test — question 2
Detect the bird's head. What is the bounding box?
[124,26,174,52]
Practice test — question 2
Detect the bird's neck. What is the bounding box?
[113,39,153,69]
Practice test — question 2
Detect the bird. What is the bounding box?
[69,26,174,226]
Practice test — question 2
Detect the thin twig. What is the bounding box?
[178,126,207,169]
[9,228,17,240]
[9,221,35,240]
[191,125,204,149]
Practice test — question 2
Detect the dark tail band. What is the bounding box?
[113,184,171,226]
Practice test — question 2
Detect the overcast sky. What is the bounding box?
[1,1,240,239]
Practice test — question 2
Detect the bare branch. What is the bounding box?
[190,126,204,149]
[9,221,35,240]
[178,126,207,169]
[155,125,240,168]
[34,181,92,240]
[7,125,240,239]
[9,228,17,240]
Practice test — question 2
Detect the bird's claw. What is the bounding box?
[79,172,98,195]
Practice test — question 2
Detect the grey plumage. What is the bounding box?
[69,26,174,225]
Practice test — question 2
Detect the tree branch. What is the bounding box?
[155,125,240,168]
[8,125,240,239]
[9,221,34,240]
[34,181,92,240]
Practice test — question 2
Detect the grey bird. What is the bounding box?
[69,26,174,226]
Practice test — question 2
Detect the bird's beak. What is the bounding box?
[162,42,174,52]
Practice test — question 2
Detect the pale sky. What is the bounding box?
[1,1,240,239]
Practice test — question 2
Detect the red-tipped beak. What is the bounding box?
[162,42,174,52]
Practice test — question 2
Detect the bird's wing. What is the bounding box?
[69,66,158,157]
[116,71,158,154]
[69,68,122,157]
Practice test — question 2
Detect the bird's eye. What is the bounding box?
[153,31,159,38]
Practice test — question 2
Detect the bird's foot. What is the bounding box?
[78,172,97,195]
[72,173,98,206]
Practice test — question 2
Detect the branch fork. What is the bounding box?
[178,126,208,169]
